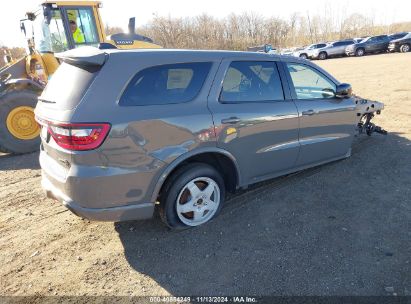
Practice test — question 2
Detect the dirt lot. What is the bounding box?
[1,52,410,297]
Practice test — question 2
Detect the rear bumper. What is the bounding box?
[42,175,155,221]
[38,148,160,222]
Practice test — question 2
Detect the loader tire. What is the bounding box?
[0,91,40,154]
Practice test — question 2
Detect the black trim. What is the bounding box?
[98,42,117,50]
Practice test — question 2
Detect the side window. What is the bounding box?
[119,62,212,106]
[286,63,336,99]
[220,61,284,103]
[67,8,99,46]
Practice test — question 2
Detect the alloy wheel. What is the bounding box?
[176,177,221,226]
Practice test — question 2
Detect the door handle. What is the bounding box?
[302,110,315,116]
[221,117,241,124]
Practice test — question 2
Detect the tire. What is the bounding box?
[0,90,40,154]
[355,48,365,57]
[299,53,308,60]
[400,44,410,53]
[318,52,327,60]
[159,163,225,229]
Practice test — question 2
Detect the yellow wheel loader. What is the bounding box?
[0,1,160,154]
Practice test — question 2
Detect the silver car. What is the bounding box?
[312,40,356,60]
[292,43,328,59]
[35,47,384,229]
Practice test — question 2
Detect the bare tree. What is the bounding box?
[139,12,410,51]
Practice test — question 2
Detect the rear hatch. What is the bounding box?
[35,47,108,176]
[36,46,107,114]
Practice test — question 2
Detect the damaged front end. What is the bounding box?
[354,97,387,136]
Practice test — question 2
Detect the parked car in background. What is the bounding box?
[345,35,390,56]
[35,47,385,228]
[281,47,302,56]
[354,37,368,43]
[311,39,356,60]
[292,43,328,59]
[388,32,409,41]
[388,32,411,53]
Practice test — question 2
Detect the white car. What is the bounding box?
[293,43,328,59]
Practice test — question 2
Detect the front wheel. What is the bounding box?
[299,53,308,60]
[159,163,225,229]
[400,44,410,53]
[0,90,40,154]
[355,48,365,57]
[318,52,327,60]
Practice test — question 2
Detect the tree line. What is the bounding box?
[133,12,410,50]
[1,12,410,68]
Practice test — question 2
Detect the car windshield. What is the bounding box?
[32,7,69,53]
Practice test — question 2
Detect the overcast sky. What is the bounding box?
[1,0,410,47]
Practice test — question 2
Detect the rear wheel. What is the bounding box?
[400,44,410,53]
[355,48,365,57]
[159,163,225,229]
[318,52,327,60]
[0,91,40,154]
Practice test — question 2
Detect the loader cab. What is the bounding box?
[22,1,104,54]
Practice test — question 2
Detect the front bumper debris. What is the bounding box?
[354,97,387,136]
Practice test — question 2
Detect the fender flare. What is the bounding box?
[149,147,242,202]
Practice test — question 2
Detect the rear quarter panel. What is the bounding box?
[69,52,221,205]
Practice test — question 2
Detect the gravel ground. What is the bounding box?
[0,52,410,297]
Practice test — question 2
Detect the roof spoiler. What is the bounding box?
[55,46,107,67]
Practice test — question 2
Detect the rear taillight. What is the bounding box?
[36,117,110,151]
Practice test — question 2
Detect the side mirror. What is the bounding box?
[335,83,352,98]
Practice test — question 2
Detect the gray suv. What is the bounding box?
[35,47,383,229]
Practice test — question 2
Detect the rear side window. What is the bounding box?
[119,62,212,106]
[220,61,284,103]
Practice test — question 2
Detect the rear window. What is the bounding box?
[40,62,99,110]
[119,62,212,106]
